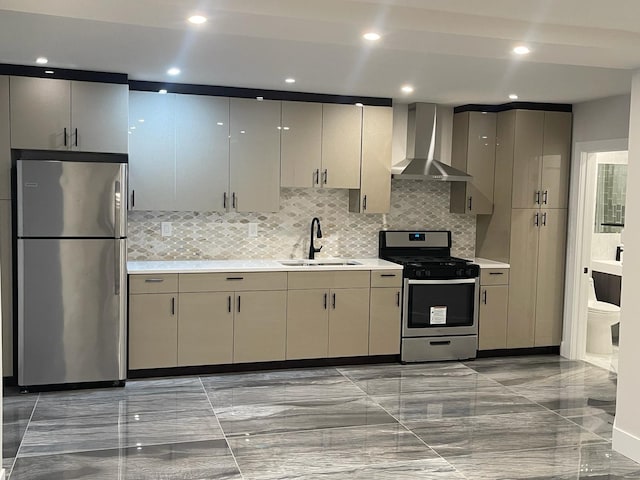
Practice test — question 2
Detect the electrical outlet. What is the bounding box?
[248,223,258,237]
[161,222,172,237]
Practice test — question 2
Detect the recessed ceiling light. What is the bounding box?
[355,103,364,107]
[44,70,54,75]
[256,96,264,101]
[36,57,48,64]
[217,122,224,126]
[363,32,381,41]
[401,85,414,94]
[138,118,145,123]
[513,45,530,55]
[509,94,519,100]
[167,67,181,76]
[158,89,168,94]
[188,15,207,24]
[285,78,296,84]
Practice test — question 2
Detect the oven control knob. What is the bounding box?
[456,269,464,277]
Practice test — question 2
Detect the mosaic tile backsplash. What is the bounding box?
[128,180,476,261]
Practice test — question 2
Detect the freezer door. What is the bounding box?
[18,238,127,386]
[17,160,127,238]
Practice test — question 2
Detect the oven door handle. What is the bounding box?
[406,278,477,285]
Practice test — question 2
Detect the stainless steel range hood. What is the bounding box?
[392,103,472,182]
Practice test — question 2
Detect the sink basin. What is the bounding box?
[280,260,361,267]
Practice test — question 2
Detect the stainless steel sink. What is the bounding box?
[280,260,361,267]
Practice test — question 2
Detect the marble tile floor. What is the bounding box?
[2,355,637,479]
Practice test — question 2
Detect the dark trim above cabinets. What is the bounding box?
[0,63,128,84]
[454,102,572,114]
[128,80,393,107]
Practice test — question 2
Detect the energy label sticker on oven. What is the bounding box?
[430,306,447,325]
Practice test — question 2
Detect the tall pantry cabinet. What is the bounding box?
[476,109,572,348]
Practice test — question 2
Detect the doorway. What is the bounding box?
[562,139,628,367]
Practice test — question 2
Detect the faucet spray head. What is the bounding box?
[316,223,323,238]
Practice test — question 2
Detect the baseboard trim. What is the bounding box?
[1,467,6,479]
[476,346,560,358]
[613,425,640,463]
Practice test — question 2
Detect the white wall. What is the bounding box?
[573,94,631,143]
[612,71,640,462]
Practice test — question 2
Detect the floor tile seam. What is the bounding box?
[15,436,230,459]
[223,420,402,441]
[336,368,472,480]
[11,393,40,474]
[206,394,370,412]
[200,376,246,480]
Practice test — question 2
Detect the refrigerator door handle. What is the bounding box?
[115,164,128,237]
[115,240,121,295]
[114,180,121,238]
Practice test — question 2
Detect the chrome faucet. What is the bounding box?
[309,217,323,259]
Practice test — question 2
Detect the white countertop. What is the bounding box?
[592,259,623,277]
[127,258,403,274]
[473,257,510,269]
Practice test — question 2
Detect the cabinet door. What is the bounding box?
[535,209,568,346]
[286,289,329,359]
[10,76,70,150]
[71,81,128,154]
[281,101,322,188]
[369,287,401,355]
[541,112,572,209]
[478,285,509,350]
[229,98,281,212]
[466,112,496,214]
[328,288,370,357]
[512,110,544,209]
[175,94,230,211]
[129,293,177,369]
[128,91,176,210]
[1,200,13,376]
[349,106,392,213]
[234,290,287,363]
[178,292,233,366]
[321,104,362,188]
[0,76,10,199]
[507,209,539,348]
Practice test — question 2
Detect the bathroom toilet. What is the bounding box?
[587,277,620,355]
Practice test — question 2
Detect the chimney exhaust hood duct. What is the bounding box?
[391,103,472,181]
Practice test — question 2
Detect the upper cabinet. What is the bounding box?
[0,76,10,200]
[349,106,393,214]
[10,76,128,153]
[450,111,497,215]
[280,102,364,190]
[511,110,571,209]
[229,98,281,212]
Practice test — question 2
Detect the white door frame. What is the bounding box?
[561,138,628,360]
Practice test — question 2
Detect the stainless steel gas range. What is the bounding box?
[379,230,480,363]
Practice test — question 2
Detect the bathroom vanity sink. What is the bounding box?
[592,260,623,277]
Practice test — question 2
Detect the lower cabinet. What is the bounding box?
[129,293,178,369]
[327,288,370,357]
[369,287,402,355]
[478,268,510,351]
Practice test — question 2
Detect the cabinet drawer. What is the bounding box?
[130,274,178,294]
[480,268,509,286]
[371,270,403,287]
[288,270,370,290]
[179,272,287,292]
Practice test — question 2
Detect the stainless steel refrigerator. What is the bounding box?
[17,158,127,387]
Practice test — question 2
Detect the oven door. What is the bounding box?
[402,278,479,337]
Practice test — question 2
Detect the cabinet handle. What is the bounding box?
[228,295,231,313]
[74,128,78,147]
[396,291,400,307]
[543,190,548,205]
[542,212,547,226]
[314,169,320,185]
[131,190,135,208]
[488,272,504,275]
[534,212,539,227]
[323,293,328,310]
[323,169,328,185]
[223,192,227,209]
[468,196,473,211]
[226,277,244,281]
[380,274,396,277]
[363,195,367,211]
[482,289,487,305]
[535,191,541,205]
[232,192,237,209]
[144,278,164,283]
[237,295,241,313]
[170,297,176,316]
[332,293,336,309]
[63,127,67,147]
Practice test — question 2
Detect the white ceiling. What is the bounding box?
[0,0,637,105]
